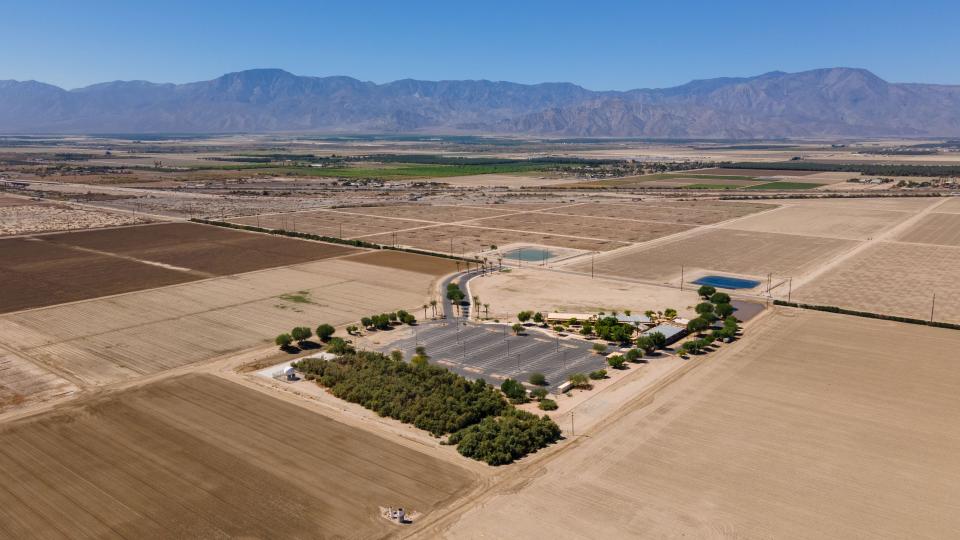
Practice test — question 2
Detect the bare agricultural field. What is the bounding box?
[693,167,822,177]
[782,196,942,212]
[228,209,419,238]
[793,241,960,323]
[545,201,777,225]
[722,204,910,240]
[424,173,580,188]
[439,310,960,538]
[363,224,626,255]
[468,211,694,243]
[346,250,462,276]
[0,350,76,412]
[0,374,473,539]
[0,258,439,386]
[343,204,515,223]
[44,222,359,276]
[895,212,960,246]
[936,196,960,213]
[574,229,856,283]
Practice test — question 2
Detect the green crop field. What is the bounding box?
[261,163,551,180]
[682,183,743,189]
[746,181,825,190]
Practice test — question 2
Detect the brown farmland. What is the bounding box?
[343,204,514,222]
[0,258,440,386]
[440,310,960,538]
[228,209,420,238]
[0,374,473,539]
[572,229,856,282]
[346,250,462,275]
[895,212,960,247]
[0,223,359,313]
[693,167,821,176]
[363,224,626,254]
[793,241,960,323]
[468,212,694,243]
[723,204,910,240]
[544,201,777,225]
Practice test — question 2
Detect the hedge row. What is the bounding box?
[190,218,481,263]
[773,300,960,331]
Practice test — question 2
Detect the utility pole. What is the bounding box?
[680,265,684,291]
[931,293,937,322]
[571,411,575,437]
[339,222,343,238]
[788,277,793,302]
[591,252,595,278]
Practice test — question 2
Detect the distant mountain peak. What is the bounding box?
[0,67,958,137]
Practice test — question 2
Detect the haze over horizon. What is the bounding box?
[4,0,960,91]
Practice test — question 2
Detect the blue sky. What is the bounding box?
[3,0,959,90]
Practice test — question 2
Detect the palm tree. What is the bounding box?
[422,303,428,319]
[472,295,480,318]
[429,299,438,318]
[484,303,490,318]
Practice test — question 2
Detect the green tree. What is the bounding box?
[402,313,417,325]
[715,303,734,318]
[530,387,549,400]
[512,323,524,335]
[698,285,717,299]
[517,310,533,323]
[291,326,312,344]
[588,369,607,380]
[528,372,547,386]
[315,323,335,342]
[553,325,565,332]
[275,333,293,349]
[569,372,590,387]
[327,337,352,355]
[390,350,403,362]
[664,308,678,320]
[695,302,715,316]
[360,316,373,328]
[710,292,731,304]
[687,317,709,335]
[533,312,544,325]
[647,331,667,350]
[625,348,641,362]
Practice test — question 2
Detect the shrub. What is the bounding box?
[538,399,558,411]
[553,325,564,332]
[345,324,358,335]
[664,308,678,319]
[402,313,417,325]
[500,378,527,403]
[625,348,641,362]
[568,372,590,387]
[315,323,335,341]
[607,355,627,369]
[591,342,608,354]
[588,369,607,380]
[512,323,524,335]
[528,372,547,386]
[326,337,353,355]
[530,387,549,400]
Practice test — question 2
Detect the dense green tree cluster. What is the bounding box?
[500,378,528,404]
[448,408,561,465]
[727,161,960,178]
[360,310,415,330]
[590,316,635,343]
[295,351,506,436]
[294,351,561,465]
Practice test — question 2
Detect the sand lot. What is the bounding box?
[0,202,150,236]
[469,211,694,243]
[723,204,910,240]
[470,267,701,320]
[793,241,960,323]
[435,310,960,539]
[425,173,579,188]
[364,224,626,254]
[0,258,440,386]
[0,223,359,313]
[0,374,473,539]
[783,196,941,212]
[574,229,856,283]
[895,212,960,246]
[544,201,777,225]
[347,249,462,275]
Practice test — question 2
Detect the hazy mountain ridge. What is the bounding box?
[2,67,959,137]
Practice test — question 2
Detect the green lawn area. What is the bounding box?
[746,181,825,190]
[682,183,744,189]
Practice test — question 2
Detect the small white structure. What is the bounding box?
[281,366,296,381]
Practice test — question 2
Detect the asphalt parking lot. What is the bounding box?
[378,319,613,391]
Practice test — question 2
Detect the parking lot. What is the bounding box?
[379,319,624,391]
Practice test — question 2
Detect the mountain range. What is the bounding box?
[2,67,959,138]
